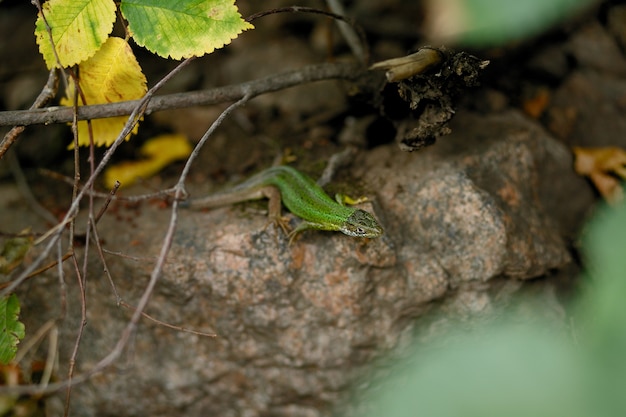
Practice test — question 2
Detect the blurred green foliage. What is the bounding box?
[455,0,596,45]
[355,200,626,416]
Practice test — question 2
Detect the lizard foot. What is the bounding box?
[264,215,292,237]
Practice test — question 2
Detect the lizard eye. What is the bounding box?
[356,227,365,235]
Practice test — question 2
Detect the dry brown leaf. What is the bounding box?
[522,87,550,119]
[573,146,626,204]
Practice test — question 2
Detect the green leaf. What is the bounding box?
[120,0,253,60]
[35,0,117,69]
[0,295,25,365]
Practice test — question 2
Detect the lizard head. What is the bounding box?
[340,209,383,238]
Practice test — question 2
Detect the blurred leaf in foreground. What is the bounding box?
[425,0,595,46]
[356,201,626,417]
[578,201,626,416]
[359,322,586,417]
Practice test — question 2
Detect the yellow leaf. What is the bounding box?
[103,134,192,189]
[35,0,117,68]
[61,37,147,147]
[573,146,626,205]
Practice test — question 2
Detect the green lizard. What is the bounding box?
[182,165,383,242]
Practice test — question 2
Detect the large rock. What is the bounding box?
[17,111,591,416]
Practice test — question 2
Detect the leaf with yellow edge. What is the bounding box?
[103,134,192,189]
[120,0,253,60]
[35,0,116,69]
[60,37,147,147]
[573,146,626,205]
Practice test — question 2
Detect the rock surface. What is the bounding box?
[17,110,591,417]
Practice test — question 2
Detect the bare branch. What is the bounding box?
[0,62,364,127]
[120,301,217,338]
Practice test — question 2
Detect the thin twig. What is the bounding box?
[325,0,367,64]
[12,318,58,389]
[0,251,72,291]
[69,69,97,403]
[39,168,174,203]
[14,319,57,364]
[69,70,80,256]
[41,325,58,389]
[245,5,369,63]
[95,181,120,224]
[56,239,68,335]
[176,95,251,192]
[101,248,157,262]
[89,215,122,305]
[317,145,358,187]
[120,302,217,337]
[64,253,87,416]
[33,215,75,246]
